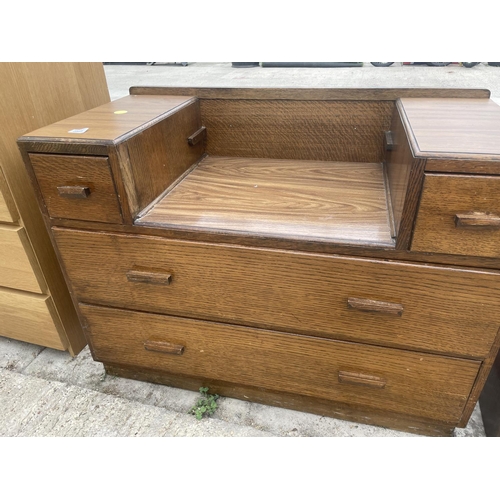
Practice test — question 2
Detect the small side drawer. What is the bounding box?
[412,174,500,258]
[29,154,122,223]
[81,304,480,424]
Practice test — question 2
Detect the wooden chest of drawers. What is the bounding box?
[18,87,500,435]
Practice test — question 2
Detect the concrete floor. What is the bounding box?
[1,62,496,437]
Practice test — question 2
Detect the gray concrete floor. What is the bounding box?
[1,62,496,437]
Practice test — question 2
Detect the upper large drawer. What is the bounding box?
[53,228,500,358]
[29,154,122,224]
[412,174,500,258]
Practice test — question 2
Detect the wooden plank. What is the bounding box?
[200,99,393,163]
[138,156,393,246]
[20,95,196,144]
[29,154,123,224]
[81,303,480,424]
[129,87,491,101]
[48,216,500,271]
[0,287,66,350]
[385,105,414,238]
[400,98,500,159]
[426,158,500,175]
[0,163,18,223]
[54,228,500,358]
[125,100,205,215]
[0,63,109,355]
[0,224,44,293]
[412,174,500,258]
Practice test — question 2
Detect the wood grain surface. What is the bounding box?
[385,105,414,237]
[0,287,65,350]
[130,87,491,101]
[29,154,123,224]
[124,100,205,216]
[200,99,393,163]
[20,95,196,144]
[81,303,479,423]
[412,173,500,258]
[0,225,44,293]
[425,158,500,175]
[48,215,500,270]
[400,98,500,158]
[138,156,393,246]
[0,164,17,223]
[53,228,500,358]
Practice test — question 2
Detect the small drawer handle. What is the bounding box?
[126,270,172,285]
[339,371,386,389]
[347,297,403,316]
[455,212,500,228]
[384,130,394,151]
[57,185,90,199]
[144,339,184,355]
[187,126,206,146]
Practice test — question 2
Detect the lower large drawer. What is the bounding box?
[80,304,479,424]
[54,228,500,358]
[0,288,65,350]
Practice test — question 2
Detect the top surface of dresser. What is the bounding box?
[400,98,500,158]
[21,95,195,144]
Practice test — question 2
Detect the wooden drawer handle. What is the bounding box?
[57,185,90,199]
[347,297,403,316]
[187,126,206,146]
[384,130,394,151]
[339,371,386,389]
[126,270,172,285]
[144,339,184,355]
[455,212,500,228]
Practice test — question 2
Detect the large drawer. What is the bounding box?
[54,228,500,358]
[0,288,65,350]
[412,173,500,258]
[80,303,480,424]
[29,154,122,224]
[0,224,44,293]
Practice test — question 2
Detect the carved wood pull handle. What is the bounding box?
[144,339,184,355]
[347,297,404,316]
[57,185,90,199]
[187,126,206,146]
[455,212,500,228]
[126,270,172,285]
[384,130,394,151]
[338,371,386,389]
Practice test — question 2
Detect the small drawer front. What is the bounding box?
[412,173,500,258]
[0,288,65,350]
[0,225,44,293]
[54,228,500,358]
[81,304,480,424]
[29,154,122,223]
